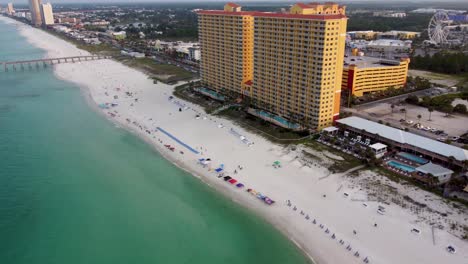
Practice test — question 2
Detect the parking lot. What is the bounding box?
[346,102,468,142]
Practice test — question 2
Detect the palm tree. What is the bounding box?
[390,104,395,114]
[401,108,407,120]
[417,114,422,124]
[428,107,434,121]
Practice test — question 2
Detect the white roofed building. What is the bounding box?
[336,116,468,170]
[415,163,454,184]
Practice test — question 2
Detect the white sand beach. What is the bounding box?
[2,16,467,264]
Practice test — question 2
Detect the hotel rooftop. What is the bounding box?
[343,56,402,68]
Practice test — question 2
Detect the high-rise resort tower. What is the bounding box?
[40,3,54,25]
[28,0,43,26]
[6,3,14,15]
[198,2,348,130]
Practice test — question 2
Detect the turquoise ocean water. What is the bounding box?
[0,19,311,264]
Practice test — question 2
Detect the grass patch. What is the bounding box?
[301,150,323,162]
[118,57,194,84]
[302,140,363,173]
[327,154,363,174]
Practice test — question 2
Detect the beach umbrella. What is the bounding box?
[273,161,281,165]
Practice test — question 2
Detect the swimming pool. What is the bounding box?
[387,161,416,172]
[196,87,226,101]
[397,152,428,164]
[254,109,300,129]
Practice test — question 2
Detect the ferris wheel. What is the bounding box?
[428,11,451,45]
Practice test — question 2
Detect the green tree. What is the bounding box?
[417,114,422,123]
[441,105,454,117]
[453,104,467,114]
[390,104,395,114]
[405,95,419,104]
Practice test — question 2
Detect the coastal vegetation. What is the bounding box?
[119,57,194,83]
[410,52,468,75]
[347,13,432,32]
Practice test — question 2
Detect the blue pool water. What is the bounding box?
[397,152,428,164]
[255,110,300,129]
[197,87,225,101]
[387,161,416,172]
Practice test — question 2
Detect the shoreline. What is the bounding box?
[3,15,467,264]
[0,16,319,264]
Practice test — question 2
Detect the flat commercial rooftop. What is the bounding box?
[343,56,401,69]
[337,116,468,161]
[416,163,454,177]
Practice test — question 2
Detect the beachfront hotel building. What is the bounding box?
[198,2,348,130]
[342,56,410,97]
[28,0,42,26]
[40,3,54,26]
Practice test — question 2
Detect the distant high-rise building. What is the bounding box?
[198,2,348,130]
[7,3,14,15]
[40,3,54,25]
[28,0,43,26]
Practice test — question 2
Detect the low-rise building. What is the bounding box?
[348,31,378,40]
[377,31,420,40]
[57,17,80,24]
[112,31,126,40]
[188,46,200,61]
[415,163,454,184]
[373,11,407,18]
[342,56,410,97]
[335,116,468,170]
[366,39,412,53]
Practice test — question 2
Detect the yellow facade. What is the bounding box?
[198,4,254,97]
[41,3,54,25]
[342,58,410,97]
[198,3,348,130]
[355,31,377,40]
[396,31,419,39]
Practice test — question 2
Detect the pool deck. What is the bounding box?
[247,108,302,131]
